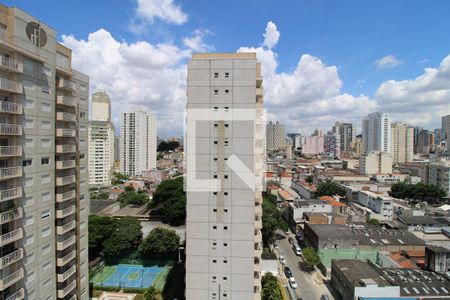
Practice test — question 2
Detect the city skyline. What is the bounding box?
[5,0,450,137]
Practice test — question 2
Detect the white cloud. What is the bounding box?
[134,0,188,25]
[263,21,280,49]
[183,29,214,52]
[375,54,403,70]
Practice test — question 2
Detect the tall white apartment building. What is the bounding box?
[442,115,450,152]
[186,53,264,300]
[0,5,89,300]
[120,108,156,176]
[266,121,285,151]
[88,91,115,186]
[362,112,392,154]
[391,122,414,164]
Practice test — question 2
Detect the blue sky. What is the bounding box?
[7,0,450,136]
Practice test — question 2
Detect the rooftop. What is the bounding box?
[332,259,395,288]
[398,216,450,226]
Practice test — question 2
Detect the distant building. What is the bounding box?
[353,134,363,155]
[413,126,423,152]
[428,160,450,196]
[356,190,394,221]
[334,122,355,154]
[324,131,341,158]
[266,121,286,151]
[285,138,293,159]
[416,129,435,154]
[302,135,324,155]
[359,151,393,175]
[391,122,414,164]
[115,135,120,161]
[442,115,450,152]
[425,246,450,273]
[362,112,392,154]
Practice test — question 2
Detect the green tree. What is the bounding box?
[143,286,160,300]
[140,227,180,258]
[118,187,149,207]
[316,180,345,197]
[261,273,282,300]
[368,218,380,226]
[305,175,314,184]
[389,182,446,203]
[157,141,180,152]
[151,177,186,220]
[302,247,321,268]
[88,215,117,259]
[102,217,143,261]
[262,193,288,246]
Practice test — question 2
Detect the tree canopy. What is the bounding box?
[151,177,186,220]
[157,141,180,152]
[316,180,345,197]
[140,227,180,257]
[118,187,149,207]
[302,247,321,267]
[261,273,282,300]
[305,175,314,184]
[143,286,160,300]
[368,218,380,226]
[88,215,117,259]
[389,182,446,203]
[262,193,288,246]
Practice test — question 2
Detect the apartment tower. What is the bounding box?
[88,91,115,186]
[0,5,89,300]
[120,108,156,176]
[442,115,450,152]
[391,122,414,164]
[186,53,264,300]
[362,112,392,154]
[266,121,285,151]
[334,122,355,154]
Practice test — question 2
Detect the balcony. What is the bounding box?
[57,79,75,91]
[255,205,262,216]
[57,220,76,234]
[0,56,23,73]
[0,187,22,203]
[0,78,22,94]
[57,235,76,251]
[56,112,77,122]
[57,250,76,267]
[56,160,76,170]
[56,175,76,186]
[0,268,23,291]
[56,95,76,107]
[256,76,262,88]
[5,288,25,300]
[56,144,76,153]
[0,123,22,135]
[0,101,22,114]
[57,279,76,298]
[254,230,262,243]
[0,166,22,180]
[56,205,76,219]
[57,265,76,283]
[0,249,23,269]
[56,190,76,203]
[0,207,23,225]
[56,128,76,138]
[0,145,22,157]
[256,87,263,99]
[0,228,23,247]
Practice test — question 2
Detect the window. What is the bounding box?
[24,99,34,109]
[25,234,34,246]
[41,192,50,202]
[80,112,86,119]
[25,215,34,226]
[24,118,34,128]
[42,260,51,271]
[41,157,50,165]
[41,210,50,220]
[41,227,50,238]
[42,66,52,76]
[25,138,34,147]
[223,243,228,247]
[223,259,228,263]
[26,271,35,283]
[26,252,35,265]
[225,89,229,93]
[25,177,34,187]
[23,80,34,90]
[41,85,50,94]
[214,90,218,95]
[41,120,51,129]
[213,175,218,179]
[41,139,50,148]
[41,102,51,112]
[24,59,34,74]
[43,278,51,289]
[223,277,227,281]
[224,226,228,230]
[212,260,217,263]
[80,84,87,91]
[213,208,217,212]
[23,159,32,167]
[80,153,86,159]
[24,196,33,207]
[225,72,230,77]
[214,72,218,78]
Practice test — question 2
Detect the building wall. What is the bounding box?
[391,123,414,164]
[428,162,450,196]
[302,135,324,155]
[362,112,392,154]
[359,151,392,175]
[266,121,285,151]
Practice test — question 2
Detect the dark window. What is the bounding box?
[23,159,32,167]
[41,157,50,165]
[214,72,218,78]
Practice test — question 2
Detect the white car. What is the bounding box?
[289,277,298,289]
[279,255,286,264]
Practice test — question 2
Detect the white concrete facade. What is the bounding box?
[357,190,394,220]
[362,112,392,154]
[391,122,414,164]
[185,53,264,300]
[428,161,450,197]
[359,151,393,175]
[0,5,89,300]
[120,108,157,176]
[266,121,285,151]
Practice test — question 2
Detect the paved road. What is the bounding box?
[274,230,334,300]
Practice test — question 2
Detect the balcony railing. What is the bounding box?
[0,56,23,73]
[56,205,76,219]
[0,207,22,225]
[5,288,25,300]
[0,228,23,247]
[56,144,76,153]
[57,220,76,234]
[56,128,76,137]
[0,187,22,203]
[57,235,76,251]
[0,101,22,114]
[56,175,76,186]
[58,79,75,91]
[0,78,22,94]
[57,279,76,298]
[0,166,22,180]
[56,95,76,107]
[56,190,76,203]
[56,112,77,122]
[57,265,76,282]
[0,123,22,135]
[56,160,76,170]
[0,145,22,157]
[57,250,76,267]
[0,268,23,291]
[0,249,23,269]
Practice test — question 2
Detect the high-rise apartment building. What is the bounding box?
[324,131,340,158]
[362,112,392,154]
[88,91,115,186]
[334,122,355,153]
[114,135,120,162]
[413,126,423,153]
[120,108,157,176]
[442,115,450,152]
[416,129,435,154]
[0,5,89,300]
[391,122,414,164]
[185,53,264,300]
[359,151,393,175]
[266,121,285,151]
[302,135,324,155]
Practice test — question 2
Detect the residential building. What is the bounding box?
[185,53,264,300]
[362,112,392,154]
[353,134,363,155]
[324,131,340,158]
[287,133,301,150]
[88,91,115,186]
[313,128,323,137]
[0,4,89,299]
[287,200,333,224]
[416,129,435,154]
[266,121,285,151]
[120,107,157,176]
[334,122,355,154]
[413,126,423,152]
[442,115,450,152]
[114,135,120,161]
[302,135,324,155]
[359,151,393,175]
[425,246,450,273]
[285,138,292,159]
[428,160,450,196]
[390,122,414,164]
[356,190,394,221]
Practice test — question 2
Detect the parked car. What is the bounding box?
[320,295,330,300]
[292,243,302,256]
[284,266,292,278]
[288,237,294,244]
[289,277,298,289]
[279,255,286,265]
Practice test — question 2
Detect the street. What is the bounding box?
[274,230,334,300]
